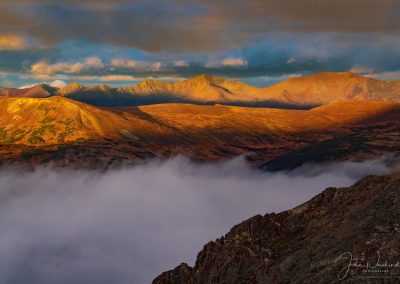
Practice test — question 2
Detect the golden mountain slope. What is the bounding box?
[97,72,400,105]
[56,82,85,96]
[0,96,398,146]
[0,97,162,144]
[265,72,400,105]
[0,96,399,167]
[119,74,260,102]
[120,72,400,105]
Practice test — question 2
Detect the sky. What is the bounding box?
[0,0,400,88]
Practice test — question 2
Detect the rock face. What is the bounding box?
[2,72,400,107]
[153,174,400,283]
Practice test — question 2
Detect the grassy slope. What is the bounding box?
[0,96,398,147]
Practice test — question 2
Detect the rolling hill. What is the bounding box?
[1,72,400,107]
[0,96,399,168]
[0,96,398,145]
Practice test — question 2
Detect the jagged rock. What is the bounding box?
[153,174,400,283]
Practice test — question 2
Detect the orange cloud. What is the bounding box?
[31,57,104,75]
[0,34,27,50]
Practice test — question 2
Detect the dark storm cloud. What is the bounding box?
[0,0,399,53]
[0,48,57,73]
[0,1,218,53]
[0,156,396,284]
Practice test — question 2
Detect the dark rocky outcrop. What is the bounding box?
[154,174,400,283]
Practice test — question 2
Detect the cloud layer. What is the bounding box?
[31,57,104,77]
[0,156,394,284]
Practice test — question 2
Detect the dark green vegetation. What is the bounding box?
[0,118,76,146]
[29,124,56,144]
[56,119,75,143]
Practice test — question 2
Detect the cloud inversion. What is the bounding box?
[0,156,394,284]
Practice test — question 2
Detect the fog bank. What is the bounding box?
[0,156,394,284]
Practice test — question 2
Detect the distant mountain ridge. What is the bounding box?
[0,83,56,98]
[1,72,400,107]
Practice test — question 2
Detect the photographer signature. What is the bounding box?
[334,251,400,280]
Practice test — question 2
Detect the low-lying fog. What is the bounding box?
[0,156,394,283]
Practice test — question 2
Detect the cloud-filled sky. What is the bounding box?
[0,156,394,284]
[0,0,399,87]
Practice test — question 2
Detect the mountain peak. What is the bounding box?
[196,73,213,80]
[32,83,58,93]
[58,82,85,95]
[19,83,56,98]
[90,84,112,91]
[190,74,225,84]
[142,78,159,84]
[67,82,85,89]
[135,78,164,88]
[35,83,53,90]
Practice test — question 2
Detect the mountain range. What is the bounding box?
[1,72,400,107]
[0,71,399,169]
[0,72,399,283]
